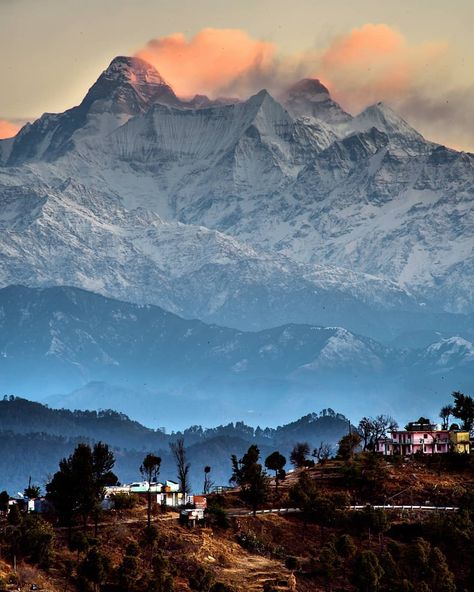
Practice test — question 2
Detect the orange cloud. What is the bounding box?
[318,24,447,113]
[136,28,275,98]
[0,119,21,139]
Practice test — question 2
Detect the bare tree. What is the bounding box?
[170,438,191,499]
[373,415,398,450]
[357,415,397,452]
[203,466,214,495]
[358,417,373,451]
[313,442,332,464]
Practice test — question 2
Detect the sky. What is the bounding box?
[1,0,474,150]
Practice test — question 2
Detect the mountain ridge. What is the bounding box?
[0,285,473,427]
[0,55,473,420]
[2,55,471,313]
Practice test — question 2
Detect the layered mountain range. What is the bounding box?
[0,56,473,423]
[0,396,351,492]
[0,285,473,426]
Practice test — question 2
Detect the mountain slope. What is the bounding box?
[0,171,435,340]
[0,396,351,493]
[0,56,472,316]
[0,286,473,427]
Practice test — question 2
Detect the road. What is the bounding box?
[227,504,459,517]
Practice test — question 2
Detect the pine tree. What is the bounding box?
[352,551,384,592]
[230,445,269,515]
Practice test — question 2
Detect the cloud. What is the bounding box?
[136,28,275,98]
[133,25,472,151]
[317,24,447,113]
[0,119,21,139]
[396,87,474,152]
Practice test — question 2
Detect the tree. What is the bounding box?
[440,405,454,430]
[7,503,21,525]
[47,445,87,530]
[116,543,140,592]
[337,432,362,460]
[170,438,191,498]
[404,538,431,584]
[358,416,397,452]
[7,514,55,568]
[428,547,455,592]
[24,477,41,499]
[289,471,347,527]
[230,445,269,515]
[319,541,339,589]
[352,551,384,592]
[140,453,162,528]
[452,391,474,432]
[359,417,374,451]
[91,442,118,534]
[151,551,174,592]
[313,442,332,464]
[78,547,111,592]
[46,442,118,533]
[0,490,9,513]
[189,566,213,592]
[69,531,90,557]
[203,466,214,495]
[290,442,310,468]
[264,451,286,492]
[335,534,356,559]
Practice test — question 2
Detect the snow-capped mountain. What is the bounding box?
[0,175,433,340]
[0,55,473,335]
[1,286,472,424]
[282,78,352,125]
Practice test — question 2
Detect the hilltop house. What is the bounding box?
[105,480,186,507]
[376,420,470,456]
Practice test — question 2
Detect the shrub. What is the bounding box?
[111,492,138,510]
[335,534,356,558]
[285,556,300,571]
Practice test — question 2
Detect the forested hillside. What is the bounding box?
[0,397,349,493]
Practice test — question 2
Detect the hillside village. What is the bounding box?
[0,391,473,591]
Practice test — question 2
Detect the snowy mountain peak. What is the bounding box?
[283,78,352,125]
[4,55,179,164]
[82,55,179,113]
[100,56,167,86]
[351,102,423,141]
[286,78,331,102]
[424,336,474,367]
[247,89,292,123]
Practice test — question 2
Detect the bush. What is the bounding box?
[352,551,384,592]
[210,584,236,592]
[236,532,267,555]
[207,503,229,529]
[285,556,300,571]
[335,534,356,558]
[77,548,111,592]
[69,531,89,554]
[8,514,55,568]
[189,566,214,592]
[111,492,138,510]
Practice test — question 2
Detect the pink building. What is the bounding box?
[376,419,468,456]
[378,429,451,455]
